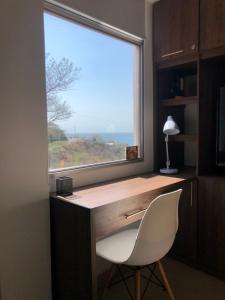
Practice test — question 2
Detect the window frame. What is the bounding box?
[44,0,145,173]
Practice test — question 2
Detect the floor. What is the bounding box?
[102,258,225,300]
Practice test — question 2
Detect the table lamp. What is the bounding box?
[160,116,180,174]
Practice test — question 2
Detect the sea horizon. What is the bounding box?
[66,132,134,145]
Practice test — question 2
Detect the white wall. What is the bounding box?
[57,0,145,37]
[0,1,51,300]
[0,0,153,299]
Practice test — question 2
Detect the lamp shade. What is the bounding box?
[163,116,180,135]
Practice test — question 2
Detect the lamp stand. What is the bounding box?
[160,135,178,174]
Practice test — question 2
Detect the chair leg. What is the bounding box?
[157,260,175,300]
[99,264,115,300]
[135,268,141,300]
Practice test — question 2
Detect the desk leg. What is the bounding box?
[50,197,96,300]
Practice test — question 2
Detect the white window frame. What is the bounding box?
[44,0,145,174]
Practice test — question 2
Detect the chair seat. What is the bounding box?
[96,228,138,264]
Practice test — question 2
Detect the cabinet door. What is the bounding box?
[153,0,198,62]
[171,180,197,261]
[198,177,225,273]
[200,0,225,51]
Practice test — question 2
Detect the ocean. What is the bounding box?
[67,132,134,145]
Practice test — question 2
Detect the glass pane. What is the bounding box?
[44,11,140,170]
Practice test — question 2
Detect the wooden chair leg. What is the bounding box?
[99,264,115,300]
[157,260,175,300]
[135,268,141,300]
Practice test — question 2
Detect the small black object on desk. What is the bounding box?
[56,176,73,196]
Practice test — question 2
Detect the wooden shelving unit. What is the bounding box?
[155,60,198,172]
[170,134,197,142]
[161,96,198,107]
[153,0,225,281]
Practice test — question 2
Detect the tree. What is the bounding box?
[45,54,80,124]
[48,122,68,142]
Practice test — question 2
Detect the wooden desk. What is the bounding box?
[50,170,195,300]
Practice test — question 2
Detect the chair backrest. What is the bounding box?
[125,189,182,266]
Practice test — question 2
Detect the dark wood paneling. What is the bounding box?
[153,0,225,281]
[94,177,195,240]
[161,96,198,107]
[171,180,198,261]
[94,190,160,240]
[198,176,225,274]
[50,197,95,300]
[153,0,198,63]
[198,61,216,174]
[198,59,225,175]
[156,53,199,70]
[200,0,225,51]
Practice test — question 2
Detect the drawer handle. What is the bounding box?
[124,208,147,219]
[190,181,193,207]
[161,50,184,58]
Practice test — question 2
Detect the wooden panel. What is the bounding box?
[94,179,197,240]
[200,0,225,51]
[171,180,198,261]
[162,96,198,107]
[198,176,225,274]
[170,135,197,142]
[198,60,215,174]
[181,0,199,54]
[198,59,225,175]
[201,46,225,60]
[156,53,199,70]
[153,0,198,63]
[94,190,161,240]
[50,197,96,300]
[153,0,169,62]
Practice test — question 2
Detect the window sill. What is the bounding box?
[48,158,144,175]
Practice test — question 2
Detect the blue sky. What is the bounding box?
[44,12,135,134]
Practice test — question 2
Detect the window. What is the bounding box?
[44,5,143,171]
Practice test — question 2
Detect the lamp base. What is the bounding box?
[160,168,179,174]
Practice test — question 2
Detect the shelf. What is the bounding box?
[157,166,197,179]
[161,96,198,107]
[169,134,197,142]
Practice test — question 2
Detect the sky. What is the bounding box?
[44,12,136,134]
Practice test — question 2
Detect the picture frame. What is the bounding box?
[126,146,139,160]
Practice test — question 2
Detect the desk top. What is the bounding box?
[53,168,195,210]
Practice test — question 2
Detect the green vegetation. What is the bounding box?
[48,122,68,142]
[48,137,127,169]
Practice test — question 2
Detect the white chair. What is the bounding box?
[96,189,182,300]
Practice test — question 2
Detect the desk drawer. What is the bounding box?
[94,190,161,240]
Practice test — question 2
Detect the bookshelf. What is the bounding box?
[155,61,198,173]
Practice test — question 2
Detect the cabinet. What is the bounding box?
[198,177,225,275]
[153,0,198,63]
[171,180,198,261]
[200,0,225,51]
[153,0,225,281]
